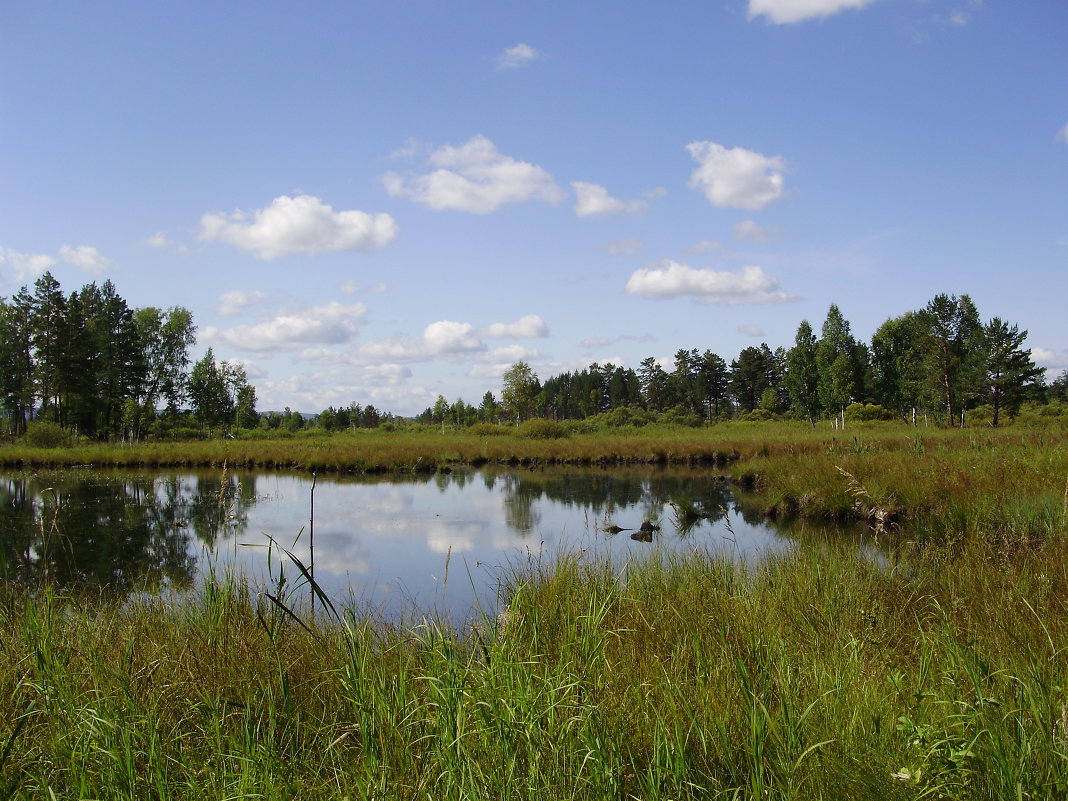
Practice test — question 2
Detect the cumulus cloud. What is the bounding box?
[607,238,643,255]
[687,141,786,210]
[143,232,188,253]
[733,220,786,242]
[738,325,766,337]
[684,239,727,257]
[748,0,876,24]
[222,357,267,380]
[496,43,540,69]
[1033,347,1068,372]
[339,280,387,296]
[423,320,484,354]
[217,289,266,316]
[203,301,368,353]
[625,261,798,304]
[342,313,548,368]
[581,333,655,348]
[59,244,114,273]
[571,182,646,217]
[478,344,541,364]
[481,314,549,339]
[199,194,398,259]
[383,135,565,214]
[0,248,57,281]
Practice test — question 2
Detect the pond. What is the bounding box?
[0,468,872,621]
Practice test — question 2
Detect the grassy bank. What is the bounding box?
[4,422,1066,532]
[1,535,1066,799]
[2,422,1067,798]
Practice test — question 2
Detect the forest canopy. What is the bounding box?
[0,272,251,440]
[2,275,1062,441]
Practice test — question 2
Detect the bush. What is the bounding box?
[597,406,656,429]
[738,409,776,423]
[658,407,705,427]
[22,420,74,448]
[468,423,509,436]
[517,418,570,439]
[844,403,896,422]
[562,418,598,435]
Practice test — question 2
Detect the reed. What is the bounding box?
[2,523,1066,799]
[2,422,1067,797]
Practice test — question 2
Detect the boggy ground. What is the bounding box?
[1,421,1066,799]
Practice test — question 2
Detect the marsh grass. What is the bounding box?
[1,524,1066,799]
[2,423,1068,798]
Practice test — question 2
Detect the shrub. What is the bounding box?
[658,407,705,427]
[598,406,655,429]
[738,409,776,423]
[22,420,74,448]
[562,418,598,435]
[517,418,569,439]
[468,423,510,436]
[845,403,896,422]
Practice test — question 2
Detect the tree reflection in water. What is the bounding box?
[0,467,863,614]
[0,471,259,597]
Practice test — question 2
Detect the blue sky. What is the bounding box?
[2,0,1065,415]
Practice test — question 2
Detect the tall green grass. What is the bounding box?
[2,531,1066,799]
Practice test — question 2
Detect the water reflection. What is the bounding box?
[0,470,257,593]
[0,468,878,618]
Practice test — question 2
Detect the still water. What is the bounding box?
[0,468,855,620]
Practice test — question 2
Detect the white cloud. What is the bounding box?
[199,194,398,259]
[1033,347,1068,371]
[496,42,540,70]
[143,231,188,253]
[217,289,266,316]
[581,333,655,348]
[738,325,766,337]
[0,248,57,281]
[625,260,798,304]
[222,357,267,380]
[203,301,369,353]
[383,135,565,214]
[423,320,483,354]
[481,314,549,338]
[1056,124,1068,144]
[684,239,727,257]
[339,280,387,296]
[59,244,114,273]
[477,345,541,364]
[645,187,668,200]
[571,182,646,217]
[733,220,786,242]
[607,238,643,255]
[748,0,876,24]
[687,141,786,210]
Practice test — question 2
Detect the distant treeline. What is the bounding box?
[415,294,1066,429]
[0,272,254,440]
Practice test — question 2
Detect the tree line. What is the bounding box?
[0,273,255,440]
[419,293,1062,429]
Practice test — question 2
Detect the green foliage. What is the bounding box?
[501,361,540,424]
[4,521,1068,799]
[0,273,201,442]
[21,420,75,448]
[517,418,569,439]
[658,406,704,427]
[845,403,896,422]
[468,422,510,436]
